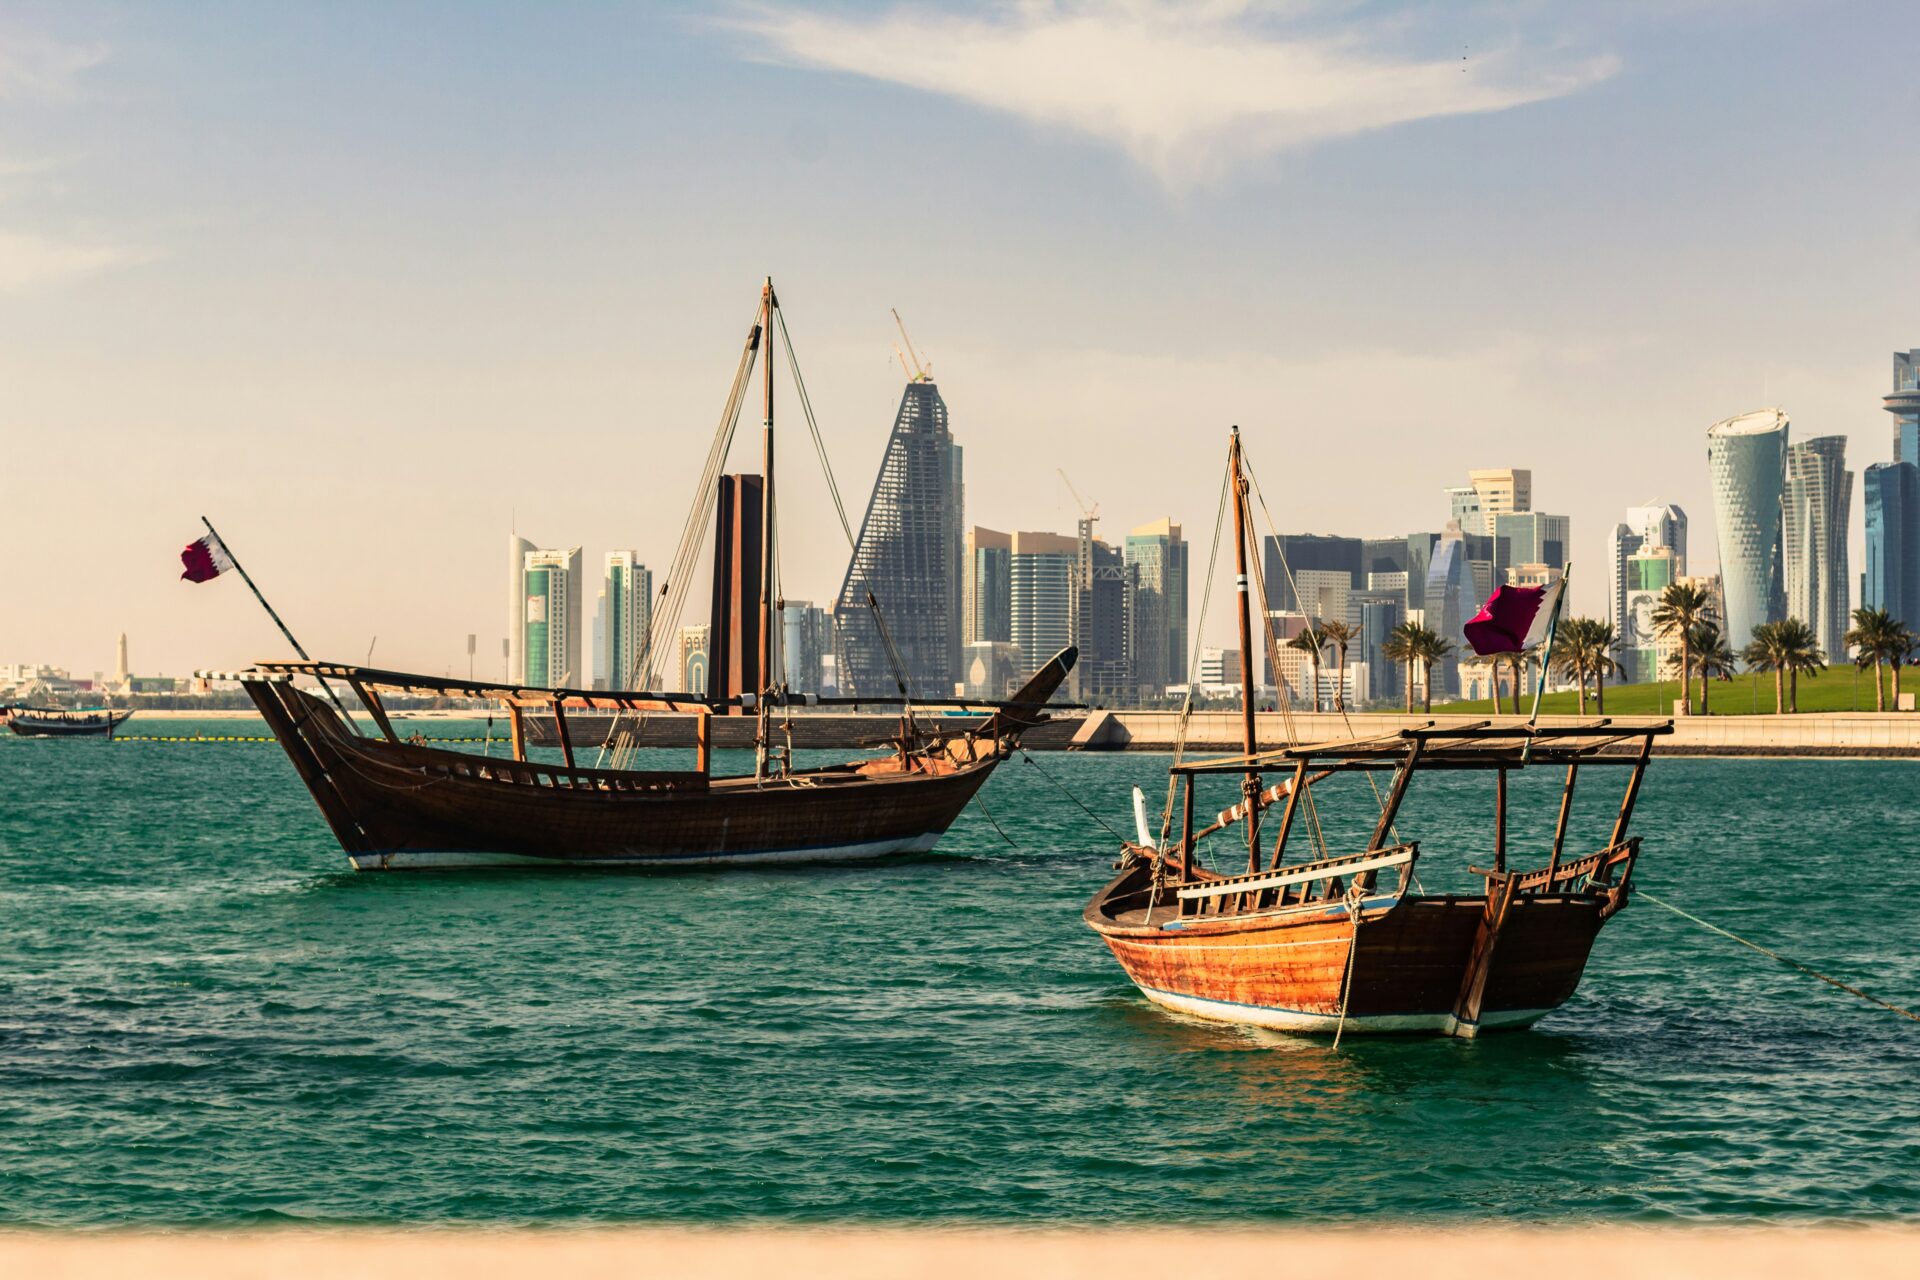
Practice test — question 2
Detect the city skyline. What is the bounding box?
[6,3,1918,678]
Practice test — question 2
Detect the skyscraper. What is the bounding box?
[1124,518,1188,694]
[1422,524,1471,698]
[1783,435,1853,659]
[963,526,1012,645]
[1261,534,1362,612]
[1864,461,1920,630]
[1607,502,1687,654]
[1887,349,1920,466]
[780,601,831,695]
[1468,468,1532,523]
[1010,530,1076,676]
[506,533,533,683]
[833,378,963,698]
[522,546,583,687]
[601,551,652,690]
[1707,408,1789,653]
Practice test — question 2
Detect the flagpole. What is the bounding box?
[1521,562,1572,764]
[201,517,361,733]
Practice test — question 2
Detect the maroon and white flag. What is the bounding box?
[1463,578,1566,656]
[179,533,235,583]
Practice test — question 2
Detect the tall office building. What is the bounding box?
[506,533,534,683]
[1010,531,1077,676]
[1607,502,1686,653]
[1077,539,1136,703]
[833,378,964,698]
[1124,518,1188,695]
[1469,468,1532,522]
[1620,546,1679,682]
[781,601,831,695]
[1444,486,1486,537]
[521,546,583,688]
[599,551,652,690]
[1707,408,1789,653]
[963,526,1013,645]
[1784,436,1853,659]
[1261,534,1363,612]
[1888,349,1920,466]
[1356,594,1405,705]
[1422,524,1471,698]
[1493,511,1569,582]
[1864,462,1920,630]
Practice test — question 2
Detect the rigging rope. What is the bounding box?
[1331,881,1368,1049]
[1020,749,1127,843]
[1639,889,1920,1024]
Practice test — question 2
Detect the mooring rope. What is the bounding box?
[1640,889,1920,1024]
[1331,882,1368,1049]
[968,794,1023,854]
[1019,749,1127,842]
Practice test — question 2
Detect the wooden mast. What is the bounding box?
[756,278,776,782]
[1228,426,1261,857]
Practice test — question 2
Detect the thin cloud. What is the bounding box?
[726,1,1617,188]
[0,229,150,293]
[0,32,108,101]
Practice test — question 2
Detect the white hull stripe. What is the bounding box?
[348,832,943,871]
[1136,983,1553,1035]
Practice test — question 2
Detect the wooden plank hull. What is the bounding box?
[248,683,997,871]
[7,710,132,738]
[1086,862,1612,1036]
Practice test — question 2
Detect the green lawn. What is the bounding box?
[1402,669,1911,717]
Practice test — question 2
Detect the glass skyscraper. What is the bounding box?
[832,378,964,699]
[1864,462,1919,630]
[1707,409,1788,653]
[1010,531,1076,677]
[522,546,583,688]
[1783,436,1853,659]
[1124,518,1188,694]
[1887,350,1920,466]
[963,526,1012,646]
[601,551,652,690]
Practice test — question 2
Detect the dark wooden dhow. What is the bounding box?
[239,647,1075,871]
[6,708,133,738]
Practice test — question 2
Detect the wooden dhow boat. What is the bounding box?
[1084,428,1669,1037]
[218,278,1077,870]
[7,707,134,738]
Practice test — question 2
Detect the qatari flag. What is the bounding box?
[179,533,235,583]
[1463,578,1565,656]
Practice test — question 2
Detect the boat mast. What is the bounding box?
[756,277,776,782]
[1228,426,1260,853]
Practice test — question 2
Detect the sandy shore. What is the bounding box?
[2,1227,1914,1278]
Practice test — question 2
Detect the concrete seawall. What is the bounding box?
[1077,710,1920,757]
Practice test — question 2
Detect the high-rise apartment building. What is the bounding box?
[598,551,652,690]
[1606,502,1687,652]
[1707,408,1789,654]
[1077,539,1135,703]
[833,378,963,699]
[677,623,709,695]
[1864,461,1920,630]
[963,526,1012,645]
[1493,512,1569,576]
[522,546,583,687]
[1887,350,1920,466]
[1124,518,1188,695]
[1010,531,1077,677]
[1784,435,1853,659]
[507,533,534,683]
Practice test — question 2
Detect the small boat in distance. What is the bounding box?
[6,707,134,738]
[1084,427,1669,1037]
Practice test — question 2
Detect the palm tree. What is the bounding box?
[1652,582,1715,715]
[1690,622,1738,715]
[1381,621,1422,713]
[1412,626,1453,713]
[1585,619,1621,713]
[1744,618,1827,712]
[1319,620,1357,712]
[1845,606,1900,712]
[1285,625,1326,712]
[1552,618,1596,714]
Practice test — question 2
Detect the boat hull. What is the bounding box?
[249,683,997,871]
[7,710,132,738]
[1087,862,1613,1036]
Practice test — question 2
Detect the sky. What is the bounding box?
[3,0,1917,681]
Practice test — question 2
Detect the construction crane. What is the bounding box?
[1057,468,1099,525]
[891,308,931,382]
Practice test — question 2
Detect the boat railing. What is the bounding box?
[413,750,709,794]
[1174,843,1418,917]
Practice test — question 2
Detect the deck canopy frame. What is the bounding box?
[1150,719,1672,907]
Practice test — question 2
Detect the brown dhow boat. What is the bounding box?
[1084,427,1668,1037]
[229,279,1077,870]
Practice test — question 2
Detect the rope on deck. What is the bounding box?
[1640,889,1919,1024]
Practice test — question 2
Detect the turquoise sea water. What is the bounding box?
[2,721,1917,1226]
